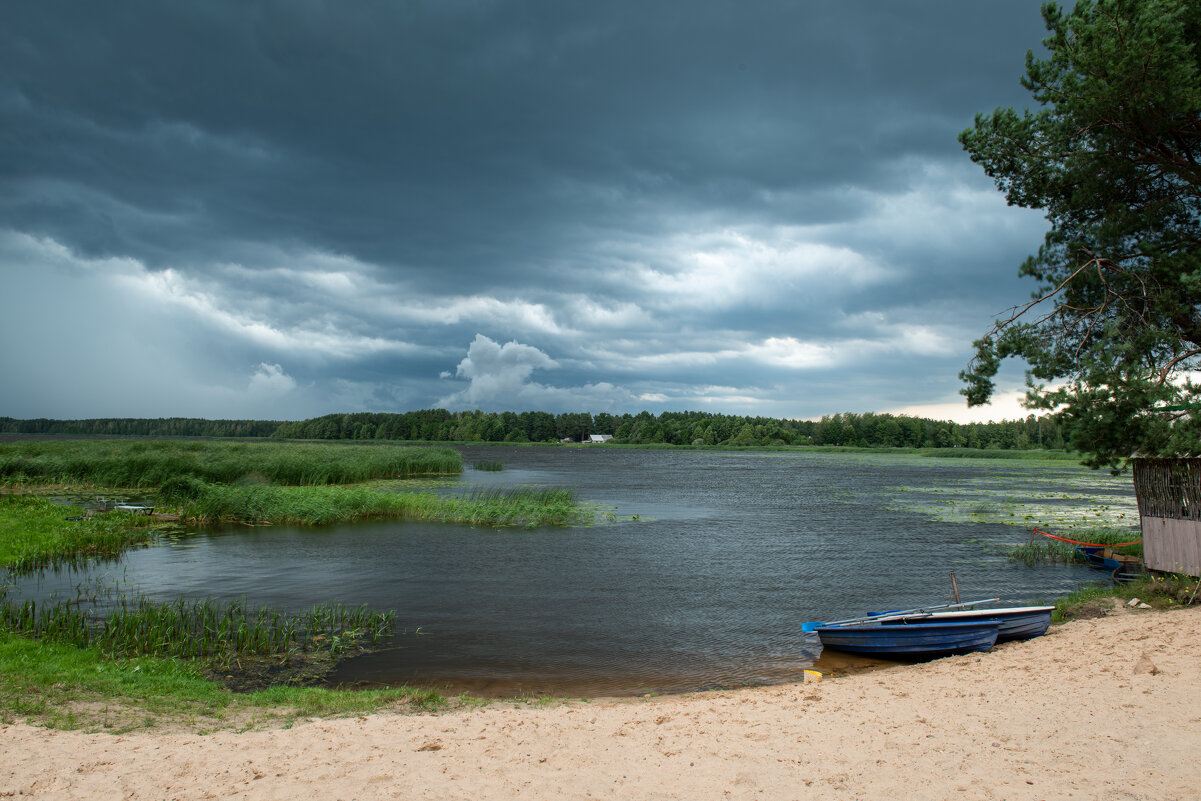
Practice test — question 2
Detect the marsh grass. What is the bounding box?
[160,481,590,527]
[1008,527,1144,566]
[0,594,393,663]
[457,487,582,526]
[1008,540,1079,565]
[0,440,462,488]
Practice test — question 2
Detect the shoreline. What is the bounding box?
[4,603,1199,800]
[324,642,898,699]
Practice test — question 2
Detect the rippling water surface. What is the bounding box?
[10,447,1135,696]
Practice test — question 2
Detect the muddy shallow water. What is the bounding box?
[8,448,1135,696]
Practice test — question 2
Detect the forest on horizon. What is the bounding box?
[1,408,1066,451]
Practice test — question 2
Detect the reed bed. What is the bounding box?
[160,481,590,527]
[0,595,394,663]
[454,487,582,526]
[473,460,504,471]
[1008,528,1144,566]
[0,440,462,488]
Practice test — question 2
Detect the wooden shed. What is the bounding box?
[1133,458,1201,576]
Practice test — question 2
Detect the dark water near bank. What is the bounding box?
[8,448,1132,696]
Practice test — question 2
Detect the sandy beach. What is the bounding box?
[3,604,1199,801]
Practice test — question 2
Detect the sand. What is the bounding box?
[3,604,1199,801]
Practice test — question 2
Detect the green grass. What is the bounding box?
[0,439,462,488]
[0,630,448,731]
[0,494,161,571]
[158,481,591,527]
[1051,572,1201,622]
[1008,527,1144,566]
[0,595,395,661]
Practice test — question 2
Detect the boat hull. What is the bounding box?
[877,606,1053,642]
[815,620,1000,658]
[1077,547,1144,582]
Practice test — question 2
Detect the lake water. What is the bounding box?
[8,447,1136,697]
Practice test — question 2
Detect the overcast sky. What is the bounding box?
[1,1,1057,423]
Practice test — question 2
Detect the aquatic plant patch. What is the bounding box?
[159,481,593,527]
[0,595,393,663]
[1007,528,1144,565]
[0,440,462,488]
[884,463,1138,532]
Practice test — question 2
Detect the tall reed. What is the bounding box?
[1008,528,1144,566]
[160,482,590,527]
[0,440,462,488]
[0,595,395,663]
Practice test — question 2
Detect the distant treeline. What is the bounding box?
[0,410,1067,450]
[0,417,281,438]
[274,409,1066,450]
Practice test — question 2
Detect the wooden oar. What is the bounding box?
[800,598,1000,632]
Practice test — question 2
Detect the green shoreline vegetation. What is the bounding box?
[157,478,587,528]
[0,494,449,731]
[0,439,463,488]
[1008,529,1143,567]
[0,441,597,731]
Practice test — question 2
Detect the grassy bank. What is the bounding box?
[0,440,462,488]
[0,631,446,731]
[0,494,161,570]
[1053,573,1201,621]
[0,494,453,729]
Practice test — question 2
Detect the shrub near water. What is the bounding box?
[0,440,462,488]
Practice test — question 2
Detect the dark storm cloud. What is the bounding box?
[0,1,1057,420]
[2,2,1045,282]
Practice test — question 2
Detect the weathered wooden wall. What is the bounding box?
[1132,458,1201,520]
[1133,459,1201,576]
[1141,517,1201,576]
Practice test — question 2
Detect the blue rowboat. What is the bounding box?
[814,619,1000,658]
[1077,547,1144,582]
[800,597,999,633]
[1077,546,1122,569]
[875,606,1053,642]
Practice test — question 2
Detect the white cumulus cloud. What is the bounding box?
[248,363,297,395]
[437,334,637,411]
